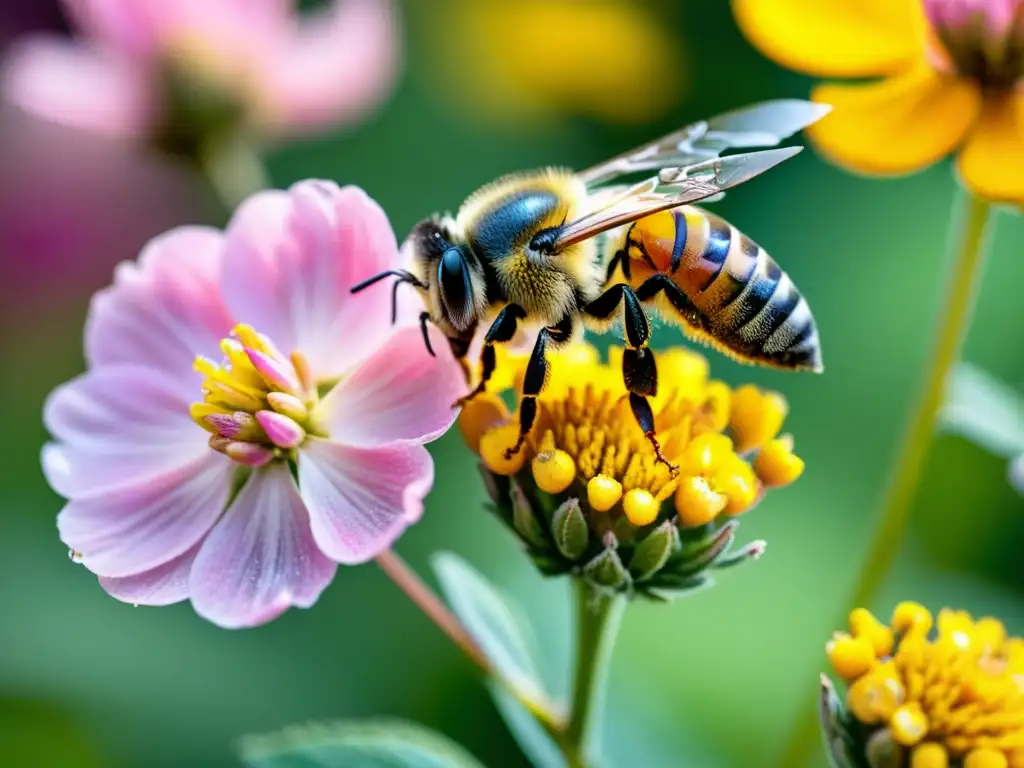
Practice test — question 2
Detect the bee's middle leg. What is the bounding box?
[454,303,526,408]
[583,284,677,473]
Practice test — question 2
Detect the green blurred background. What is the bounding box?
[3,1,1024,766]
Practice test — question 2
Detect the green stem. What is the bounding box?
[193,133,270,222]
[779,190,995,768]
[561,581,626,768]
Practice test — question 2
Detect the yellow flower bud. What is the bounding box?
[729,384,787,453]
[479,423,527,476]
[532,449,576,494]
[912,743,949,768]
[892,602,933,637]
[827,632,876,680]
[890,702,929,746]
[681,432,734,475]
[623,488,659,526]
[674,476,727,527]
[849,608,894,658]
[697,380,731,433]
[713,457,759,516]
[753,437,804,487]
[587,475,623,512]
[458,393,510,453]
[845,669,904,724]
[965,748,1009,768]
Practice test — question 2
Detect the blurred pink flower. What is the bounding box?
[2,0,399,140]
[43,180,463,628]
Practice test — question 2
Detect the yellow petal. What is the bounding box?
[731,0,926,77]
[808,67,980,175]
[957,93,1024,204]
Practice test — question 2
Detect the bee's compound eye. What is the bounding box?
[438,246,474,330]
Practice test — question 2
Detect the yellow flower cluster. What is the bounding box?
[460,342,803,532]
[827,604,1024,768]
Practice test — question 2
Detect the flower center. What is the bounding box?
[191,324,324,467]
[928,3,1024,89]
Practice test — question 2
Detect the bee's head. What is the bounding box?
[406,217,483,334]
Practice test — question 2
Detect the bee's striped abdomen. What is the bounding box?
[622,207,822,372]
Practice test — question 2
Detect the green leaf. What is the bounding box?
[551,499,589,560]
[239,719,486,768]
[941,362,1024,457]
[511,480,548,548]
[431,552,546,702]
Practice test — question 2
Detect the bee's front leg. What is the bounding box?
[453,303,526,408]
[583,284,678,474]
[503,314,572,460]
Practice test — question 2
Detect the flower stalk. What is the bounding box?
[563,581,626,768]
[780,190,996,768]
[375,549,564,738]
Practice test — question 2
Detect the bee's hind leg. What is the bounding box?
[503,314,572,460]
[454,304,526,408]
[583,284,678,475]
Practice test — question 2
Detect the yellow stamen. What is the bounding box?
[681,432,733,475]
[587,475,623,512]
[893,602,934,637]
[729,384,788,453]
[479,424,527,476]
[966,749,1009,768]
[850,607,895,657]
[532,449,576,494]
[891,702,929,746]
[912,743,949,768]
[458,393,510,454]
[754,437,805,487]
[623,488,659,526]
[828,632,877,680]
[712,456,759,516]
[674,476,727,527]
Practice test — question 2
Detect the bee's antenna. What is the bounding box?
[350,269,426,294]
[418,312,437,357]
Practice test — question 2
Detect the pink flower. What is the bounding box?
[2,0,399,140]
[43,180,464,628]
[925,0,1024,85]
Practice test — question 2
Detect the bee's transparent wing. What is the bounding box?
[553,146,802,251]
[578,99,830,187]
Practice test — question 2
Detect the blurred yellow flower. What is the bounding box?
[733,0,1024,203]
[459,341,802,597]
[421,0,687,126]
[822,603,1024,768]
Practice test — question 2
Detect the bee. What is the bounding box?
[352,100,829,470]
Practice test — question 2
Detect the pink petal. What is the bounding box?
[42,365,204,498]
[262,0,400,134]
[60,0,289,59]
[318,325,462,447]
[2,35,155,138]
[58,452,231,578]
[221,181,398,379]
[298,438,433,564]
[98,541,201,606]
[85,226,233,397]
[189,462,337,629]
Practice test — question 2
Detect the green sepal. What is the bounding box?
[629,521,679,581]
[819,674,862,768]
[712,540,766,570]
[669,520,737,577]
[478,464,508,506]
[641,571,714,601]
[582,547,631,591]
[511,480,547,548]
[865,730,900,768]
[551,498,589,561]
